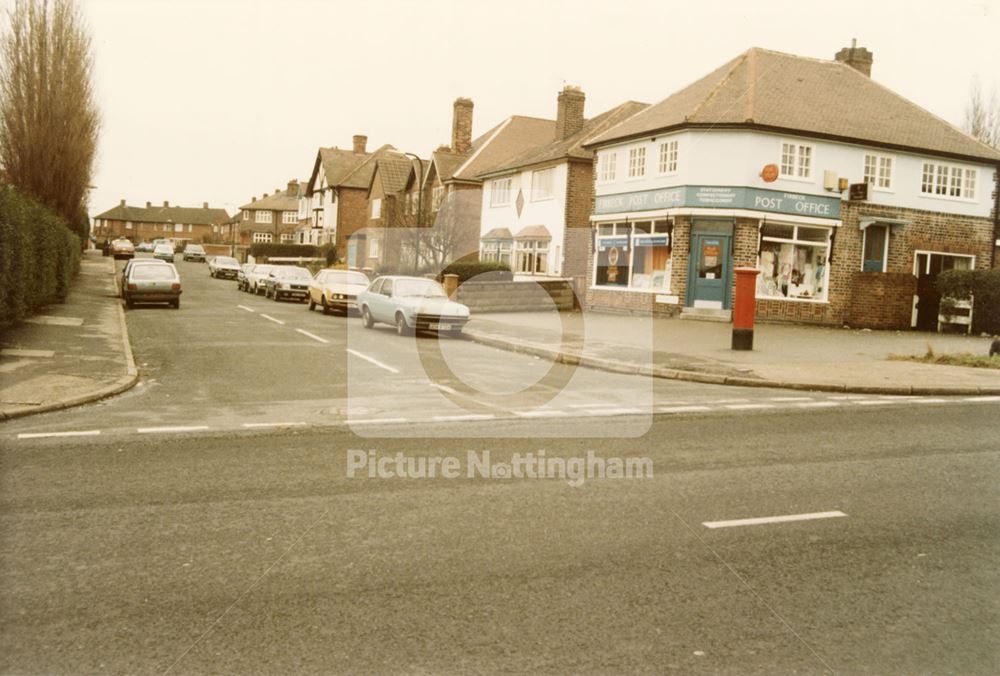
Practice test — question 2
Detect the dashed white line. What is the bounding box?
[852,400,903,406]
[260,314,285,325]
[295,329,329,344]
[703,510,848,529]
[1,348,56,358]
[433,414,496,422]
[725,403,776,410]
[964,395,1000,402]
[17,430,101,439]
[346,349,399,374]
[137,425,210,434]
[242,422,307,428]
[658,405,711,413]
[237,305,255,313]
[766,397,814,402]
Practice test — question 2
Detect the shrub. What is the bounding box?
[937,268,1000,335]
[249,243,322,259]
[0,186,80,327]
[440,260,514,284]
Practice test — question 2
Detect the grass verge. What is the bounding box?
[890,343,1000,369]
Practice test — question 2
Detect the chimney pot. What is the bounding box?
[555,85,586,140]
[353,135,367,154]
[834,40,874,77]
[451,98,474,154]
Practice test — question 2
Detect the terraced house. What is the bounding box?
[93,200,230,245]
[583,43,1000,330]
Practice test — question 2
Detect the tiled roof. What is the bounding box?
[514,224,551,239]
[482,227,513,240]
[239,189,299,212]
[479,101,650,177]
[318,147,371,188]
[431,150,468,183]
[452,116,557,181]
[372,153,418,195]
[338,144,399,189]
[586,47,1000,162]
[94,203,230,225]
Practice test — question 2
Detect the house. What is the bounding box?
[93,200,230,245]
[362,151,426,272]
[303,136,400,266]
[476,86,648,280]
[414,98,558,268]
[237,180,304,246]
[582,43,1000,330]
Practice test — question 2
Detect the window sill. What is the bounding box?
[917,193,977,204]
[590,285,673,295]
[755,295,829,304]
[778,175,815,184]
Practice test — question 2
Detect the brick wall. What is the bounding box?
[563,160,594,279]
[848,272,917,329]
[335,187,370,261]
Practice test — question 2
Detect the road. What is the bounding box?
[2,257,998,674]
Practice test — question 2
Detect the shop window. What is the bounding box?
[862,224,888,272]
[594,220,671,291]
[757,223,830,301]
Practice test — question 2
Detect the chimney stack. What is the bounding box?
[353,135,367,154]
[145,201,151,208]
[555,85,586,140]
[119,199,126,207]
[163,200,169,207]
[287,180,299,197]
[835,39,873,77]
[202,202,208,209]
[252,196,256,202]
[452,98,474,154]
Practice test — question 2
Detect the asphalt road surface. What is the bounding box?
[2,257,998,674]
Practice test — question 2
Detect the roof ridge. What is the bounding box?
[452,117,513,178]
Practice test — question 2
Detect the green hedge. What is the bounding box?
[937,268,1000,335]
[0,186,81,327]
[441,260,514,283]
[250,243,322,258]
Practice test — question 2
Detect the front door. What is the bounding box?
[688,233,732,309]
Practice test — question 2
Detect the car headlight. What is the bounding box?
[278,282,288,289]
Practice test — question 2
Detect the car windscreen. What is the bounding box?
[187,246,204,252]
[216,257,238,265]
[395,279,446,298]
[131,266,176,281]
[328,271,370,285]
[274,267,311,279]
[154,245,172,253]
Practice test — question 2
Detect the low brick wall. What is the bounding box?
[849,272,916,330]
[456,280,575,312]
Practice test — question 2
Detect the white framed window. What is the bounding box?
[371,198,381,219]
[432,186,445,211]
[242,210,249,221]
[780,142,813,179]
[491,178,512,207]
[593,220,672,291]
[481,238,513,266]
[628,146,646,178]
[212,225,218,233]
[863,153,893,190]
[369,238,380,259]
[280,233,294,243]
[658,140,678,174]
[187,224,192,232]
[514,239,550,274]
[757,223,831,301]
[252,232,272,243]
[530,168,554,201]
[920,162,976,199]
[125,221,133,230]
[282,211,297,224]
[174,223,183,233]
[598,152,617,183]
[255,210,272,224]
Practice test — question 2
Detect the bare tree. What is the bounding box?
[0,0,100,235]
[964,77,1000,149]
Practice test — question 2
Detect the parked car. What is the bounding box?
[237,263,255,291]
[123,262,182,308]
[110,238,135,260]
[135,241,154,253]
[153,243,175,262]
[308,269,371,315]
[182,244,207,262]
[263,266,311,302]
[244,264,276,295]
[120,258,169,297]
[208,256,241,279]
[357,275,470,336]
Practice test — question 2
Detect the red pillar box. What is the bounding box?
[732,267,761,351]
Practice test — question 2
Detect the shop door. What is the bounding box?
[688,233,732,309]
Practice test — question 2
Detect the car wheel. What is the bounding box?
[171,299,180,309]
[321,296,330,315]
[273,290,281,302]
[308,297,316,311]
[125,298,134,309]
[395,313,412,336]
[361,306,374,329]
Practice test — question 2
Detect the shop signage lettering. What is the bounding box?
[595,185,840,219]
[634,235,670,247]
[597,236,629,251]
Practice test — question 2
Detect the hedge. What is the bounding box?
[0,186,81,327]
[936,268,1000,335]
[440,260,514,283]
[250,243,322,259]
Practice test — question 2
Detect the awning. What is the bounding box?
[859,215,910,232]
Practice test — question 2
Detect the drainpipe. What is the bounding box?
[993,163,999,269]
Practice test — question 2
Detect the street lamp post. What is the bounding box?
[403,152,423,275]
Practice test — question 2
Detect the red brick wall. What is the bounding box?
[335,187,370,261]
[563,161,594,279]
[849,272,917,329]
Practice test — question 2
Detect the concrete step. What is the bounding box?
[679,307,732,322]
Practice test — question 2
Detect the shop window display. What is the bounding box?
[594,220,672,291]
[757,224,829,301]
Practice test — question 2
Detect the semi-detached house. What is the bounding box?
[93,200,230,245]
[582,44,1000,330]
[237,180,304,246]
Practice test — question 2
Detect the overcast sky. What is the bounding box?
[76,0,1000,219]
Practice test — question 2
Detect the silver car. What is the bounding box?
[357,276,470,336]
[208,256,241,279]
[123,262,182,309]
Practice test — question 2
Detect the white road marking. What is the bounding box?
[703,510,848,529]
[295,329,329,344]
[852,400,903,406]
[349,417,408,425]
[586,407,643,416]
[794,401,841,408]
[912,398,947,404]
[658,405,711,413]
[725,403,776,410]
[766,396,813,402]
[430,383,459,395]
[964,395,1000,402]
[829,395,870,400]
[346,349,399,374]
[137,425,210,434]
[514,409,567,418]
[237,305,255,313]
[260,314,285,325]
[433,414,496,422]
[242,422,307,428]
[17,430,101,439]
[1,348,56,358]
[705,398,750,404]
[24,316,84,327]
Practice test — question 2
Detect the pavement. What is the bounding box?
[0,250,137,421]
[2,252,998,424]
